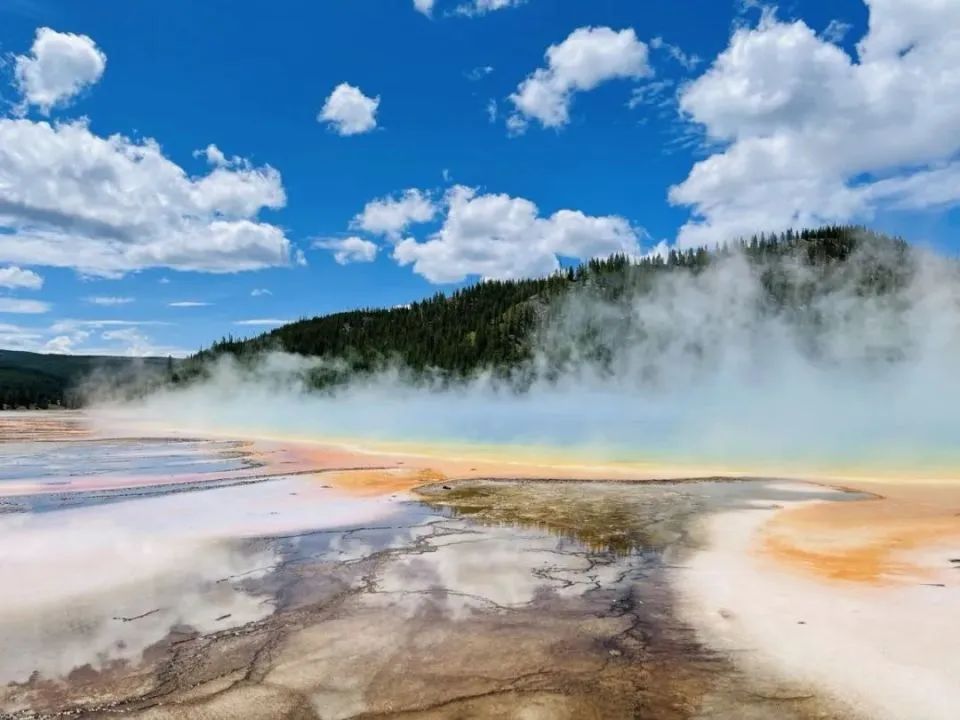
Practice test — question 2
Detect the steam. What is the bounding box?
[96,237,960,478]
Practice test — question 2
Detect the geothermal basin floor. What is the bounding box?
[1,412,958,720]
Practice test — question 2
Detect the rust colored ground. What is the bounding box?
[760,481,960,584]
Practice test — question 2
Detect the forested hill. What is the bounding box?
[0,227,918,407]
[0,350,173,409]
[190,226,913,383]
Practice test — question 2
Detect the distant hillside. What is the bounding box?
[187,226,914,387]
[0,350,173,409]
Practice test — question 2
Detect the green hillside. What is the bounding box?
[0,350,173,409]
[188,225,913,386]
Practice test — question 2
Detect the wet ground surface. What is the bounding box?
[0,462,872,720]
[0,417,357,512]
[0,438,255,481]
[0,438,279,514]
[0,417,870,719]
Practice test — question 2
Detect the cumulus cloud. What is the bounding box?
[0,298,50,314]
[352,189,437,239]
[318,83,380,136]
[168,301,210,308]
[337,184,639,280]
[14,27,106,114]
[42,333,84,354]
[313,236,379,265]
[413,0,436,16]
[94,327,169,356]
[671,0,960,247]
[0,119,290,276]
[392,185,641,282]
[0,266,43,290]
[193,143,237,168]
[86,296,134,306]
[509,26,651,130]
[250,288,272,297]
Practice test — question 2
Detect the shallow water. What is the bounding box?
[0,438,252,482]
[0,415,865,719]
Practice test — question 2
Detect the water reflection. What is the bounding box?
[419,479,862,555]
[0,539,275,684]
[0,471,405,686]
[377,522,640,617]
[0,439,253,484]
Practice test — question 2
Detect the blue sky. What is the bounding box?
[0,0,957,356]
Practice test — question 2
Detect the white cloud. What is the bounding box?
[86,296,134,306]
[97,327,159,356]
[822,19,852,43]
[233,318,291,327]
[416,0,519,17]
[670,0,960,248]
[0,323,103,356]
[318,83,379,136]
[455,0,523,17]
[649,37,701,70]
[860,163,960,211]
[413,0,436,16]
[250,288,272,297]
[43,333,83,354]
[392,185,641,283]
[35,319,174,357]
[0,266,43,290]
[509,26,651,130]
[314,236,379,265]
[505,113,527,136]
[168,301,210,308]
[0,118,290,275]
[2,320,182,357]
[42,319,174,356]
[14,27,106,114]
[0,298,50,314]
[627,79,675,110]
[352,188,437,239]
[466,66,495,81]
[194,143,230,167]
[27,320,189,356]
[0,322,45,351]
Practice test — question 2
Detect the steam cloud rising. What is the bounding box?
[99,239,960,478]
